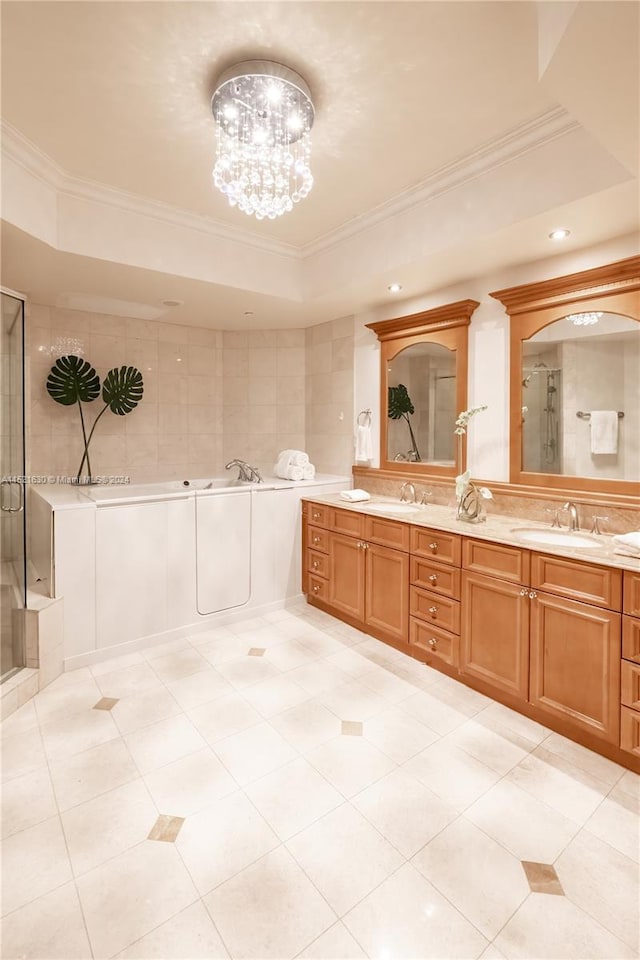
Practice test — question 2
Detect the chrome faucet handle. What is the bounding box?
[419,489,433,506]
[545,507,561,528]
[561,501,580,531]
[590,515,609,535]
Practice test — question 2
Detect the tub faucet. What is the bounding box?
[225,459,263,483]
[400,481,416,503]
[562,501,580,531]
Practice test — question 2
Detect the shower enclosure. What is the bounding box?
[521,364,562,474]
[1,291,27,681]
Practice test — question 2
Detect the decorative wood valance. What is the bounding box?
[366,299,480,342]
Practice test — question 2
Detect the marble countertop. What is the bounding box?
[303,493,640,573]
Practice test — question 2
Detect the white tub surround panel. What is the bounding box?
[196,490,251,615]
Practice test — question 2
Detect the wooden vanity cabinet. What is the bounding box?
[620,571,640,758]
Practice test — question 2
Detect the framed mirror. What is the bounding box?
[366,299,478,477]
[493,256,640,496]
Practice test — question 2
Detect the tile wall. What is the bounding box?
[305,317,355,475]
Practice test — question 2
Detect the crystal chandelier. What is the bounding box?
[568,312,602,326]
[211,60,314,221]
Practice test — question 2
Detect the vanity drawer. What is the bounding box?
[364,515,410,552]
[330,508,365,538]
[620,706,640,758]
[410,617,459,667]
[531,554,622,611]
[621,660,640,712]
[463,538,530,585]
[410,557,461,599]
[410,586,460,635]
[411,527,461,566]
[624,571,640,617]
[307,549,329,579]
[308,574,328,601]
[307,503,329,527]
[307,525,329,553]
[623,616,640,664]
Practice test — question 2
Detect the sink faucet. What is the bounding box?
[563,501,580,531]
[225,459,263,483]
[399,481,416,503]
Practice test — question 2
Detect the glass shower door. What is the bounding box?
[1,291,26,681]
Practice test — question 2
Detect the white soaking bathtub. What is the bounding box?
[30,474,350,670]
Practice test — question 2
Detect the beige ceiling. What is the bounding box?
[0,0,558,245]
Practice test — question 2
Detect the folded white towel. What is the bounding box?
[614,545,640,559]
[278,449,309,467]
[590,411,618,455]
[354,424,373,462]
[302,463,316,480]
[273,463,304,481]
[340,489,371,502]
[613,532,640,551]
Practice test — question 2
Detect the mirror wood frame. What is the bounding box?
[366,299,479,477]
[492,255,640,497]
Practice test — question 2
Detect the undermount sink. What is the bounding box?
[511,527,602,549]
[359,502,421,516]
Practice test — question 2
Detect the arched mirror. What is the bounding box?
[367,299,478,477]
[493,256,640,496]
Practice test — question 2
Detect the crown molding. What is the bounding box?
[300,106,581,259]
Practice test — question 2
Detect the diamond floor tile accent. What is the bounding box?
[248,647,266,657]
[521,860,565,895]
[341,720,363,736]
[148,814,186,842]
[93,697,119,711]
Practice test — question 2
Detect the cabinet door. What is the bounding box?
[328,532,365,622]
[365,542,409,644]
[530,591,621,743]
[460,571,530,700]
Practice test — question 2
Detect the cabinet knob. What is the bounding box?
[313,511,321,520]
[519,588,528,596]
[428,606,438,616]
[312,560,319,570]
[428,638,438,649]
[312,584,320,594]
[313,536,320,544]
[428,574,438,583]
[429,542,438,552]
[529,590,537,600]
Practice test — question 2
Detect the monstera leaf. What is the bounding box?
[102,366,144,415]
[388,384,414,419]
[46,355,100,406]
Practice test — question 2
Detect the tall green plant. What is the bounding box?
[46,356,144,482]
[388,383,421,461]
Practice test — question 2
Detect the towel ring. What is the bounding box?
[357,409,372,426]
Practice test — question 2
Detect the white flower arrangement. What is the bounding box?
[454,404,488,436]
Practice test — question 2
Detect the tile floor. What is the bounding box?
[1,600,638,959]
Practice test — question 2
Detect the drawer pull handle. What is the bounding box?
[529,590,537,600]
[312,560,319,570]
[429,542,438,552]
[428,606,438,616]
[313,584,320,594]
[519,588,528,596]
[428,574,438,583]
[313,512,321,520]
[428,638,438,649]
[313,536,320,545]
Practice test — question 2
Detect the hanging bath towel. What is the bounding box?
[590,411,618,455]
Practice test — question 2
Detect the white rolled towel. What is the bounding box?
[273,461,304,481]
[302,463,316,480]
[279,448,309,467]
[612,532,640,557]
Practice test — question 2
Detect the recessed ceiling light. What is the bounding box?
[387,283,403,293]
[160,298,183,307]
[548,228,570,241]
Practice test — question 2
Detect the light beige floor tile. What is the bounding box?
[429,676,493,716]
[204,846,336,959]
[33,677,103,725]
[412,817,529,939]
[96,662,163,700]
[585,787,640,862]
[307,735,396,798]
[61,778,158,876]
[1,815,72,916]
[212,721,297,786]
[324,649,372,678]
[288,660,352,696]
[176,789,279,893]
[271,700,342,753]
[402,740,501,811]
[320,679,389,722]
[343,862,487,958]
[189,625,236,645]
[506,746,611,824]
[0,882,92,960]
[297,630,348,658]
[446,717,533,775]
[363,706,439,763]
[188,691,261,744]
[246,757,343,840]
[358,666,418,703]
[479,945,507,959]
[40,708,119,761]
[89,651,145,677]
[476,701,549,746]
[555,828,639,952]
[215,655,280,689]
[494,892,635,959]
[115,901,229,958]
[263,608,295,623]
[616,769,640,802]
[143,747,236,816]
[1,726,48,783]
[149,647,210,683]
[0,764,57,839]
[111,686,183,735]
[287,802,403,915]
[49,736,139,811]
[400,690,468,735]
[76,839,198,958]
[263,639,320,672]
[540,732,626,788]
[0,699,39,739]
[465,779,579,862]
[296,921,367,959]
[352,768,458,857]
[197,635,248,666]
[241,674,311,718]
[124,714,206,774]
[247,624,296,650]
[229,615,270,636]
[140,637,191,660]
[165,668,233,710]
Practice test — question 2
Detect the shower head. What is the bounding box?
[522,375,532,388]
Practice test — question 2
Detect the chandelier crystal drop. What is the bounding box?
[568,312,602,326]
[211,60,314,221]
